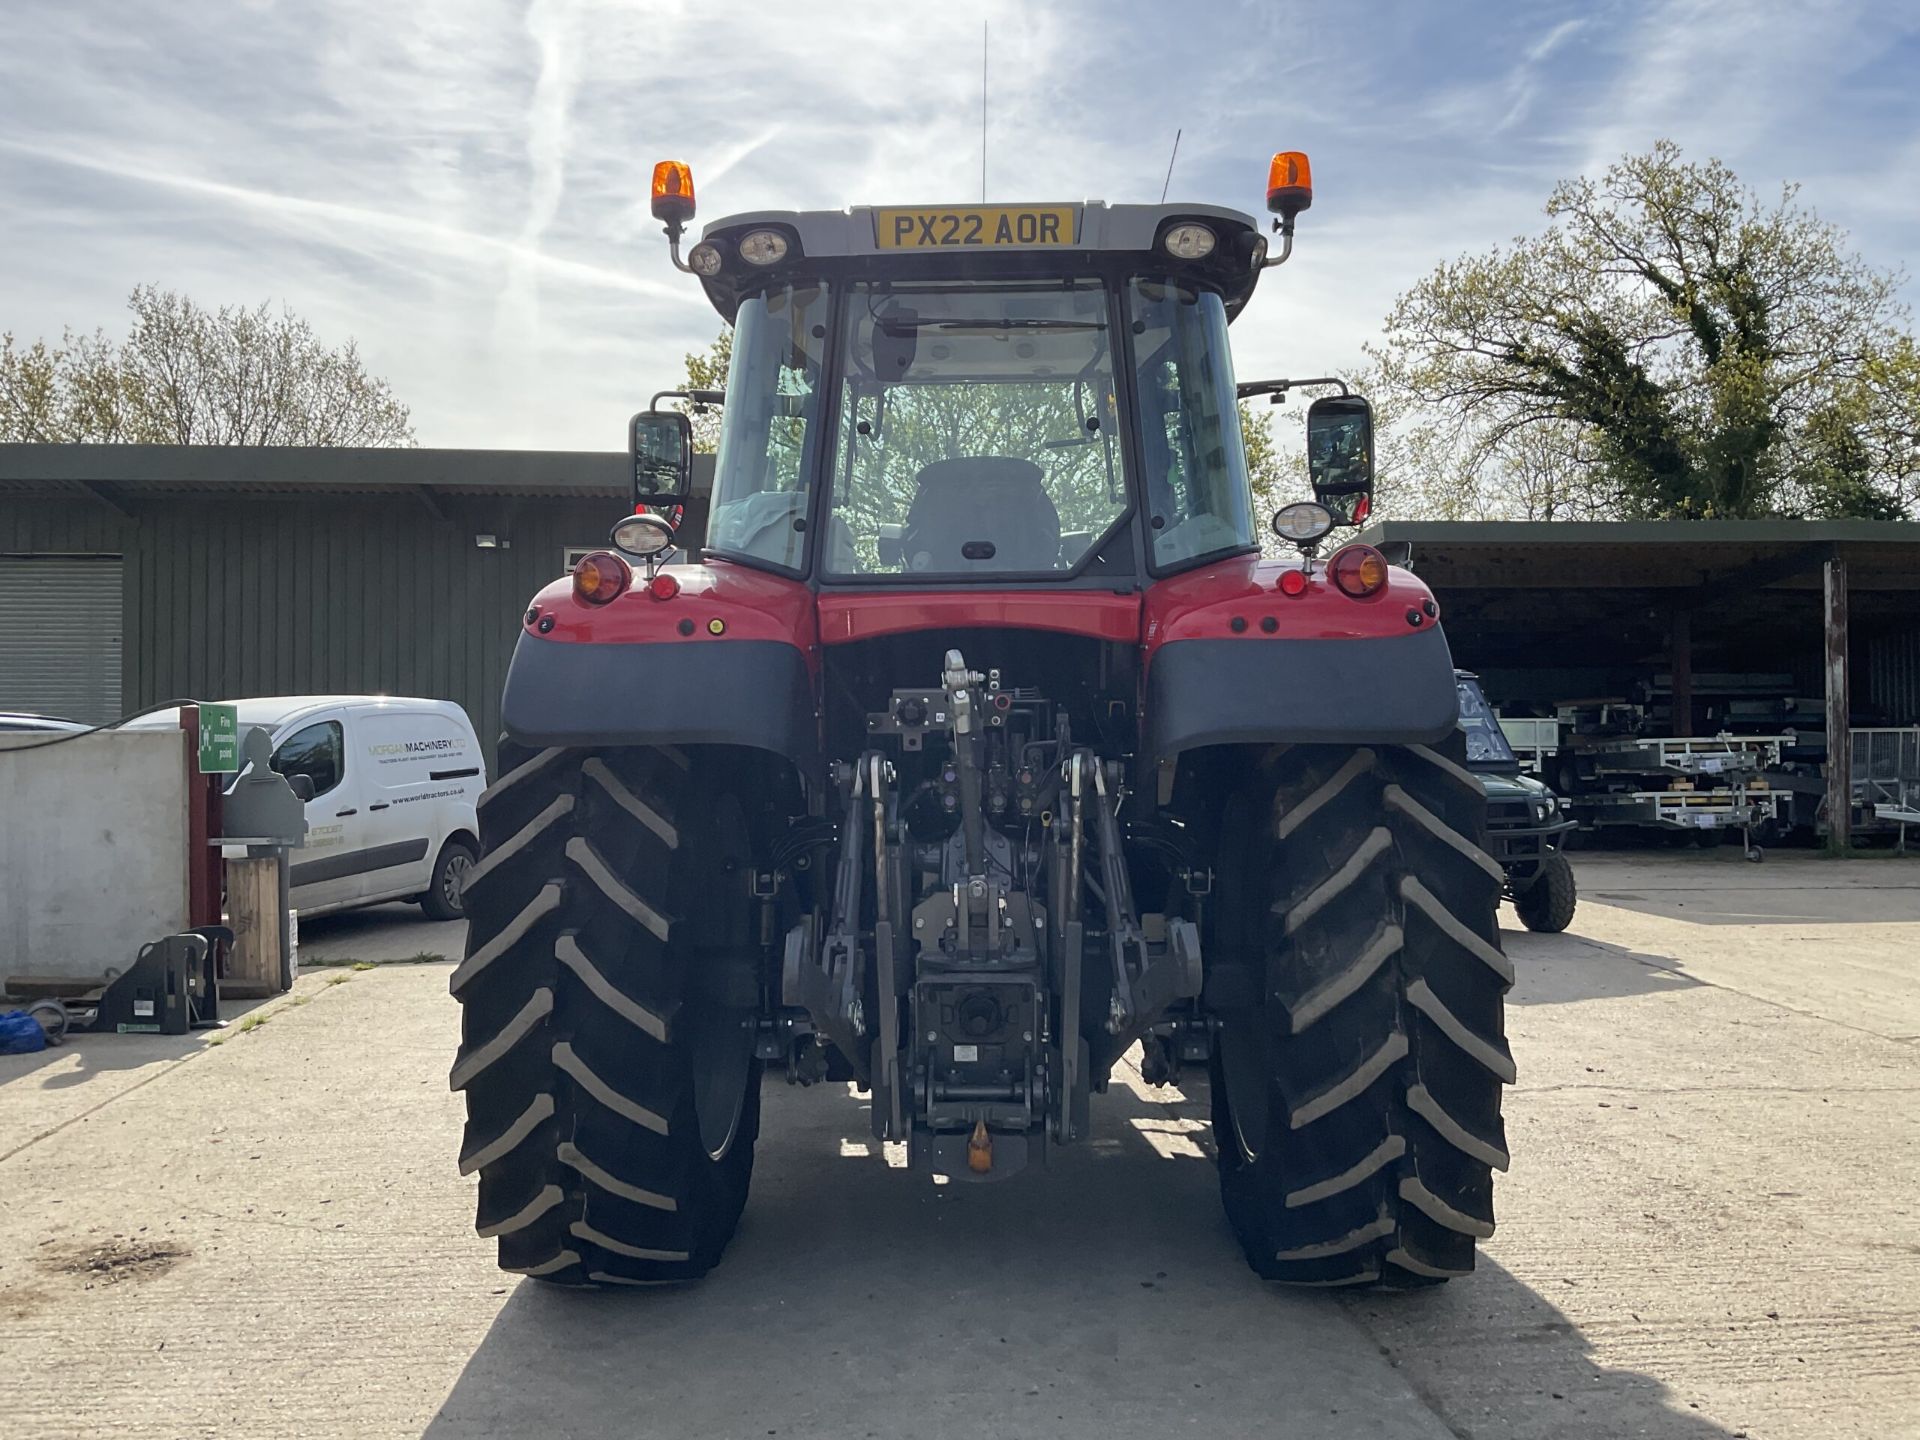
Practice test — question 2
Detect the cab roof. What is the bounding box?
[692,201,1268,322]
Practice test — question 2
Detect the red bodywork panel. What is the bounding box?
[527,559,817,653]
[817,590,1142,645]
[1141,553,1438,658]
[531,552,1435,665]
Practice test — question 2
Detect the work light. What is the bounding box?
[738,229,790,266]
[613,512,677,559]
[1271,501,1333,544]
[1162,223,1217,260]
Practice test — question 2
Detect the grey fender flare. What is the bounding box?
[499,634,818,772]
[1145,626,1458,757]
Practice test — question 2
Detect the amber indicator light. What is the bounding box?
[1329,544,1389,598]
[572,551,630,606]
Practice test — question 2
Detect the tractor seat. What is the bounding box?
[901,457,1062,573]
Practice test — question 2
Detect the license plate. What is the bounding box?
[874,205,1079,250]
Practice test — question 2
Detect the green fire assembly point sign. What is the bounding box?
[198,703,239,773]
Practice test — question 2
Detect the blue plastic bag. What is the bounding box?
[0,1009,47,1055]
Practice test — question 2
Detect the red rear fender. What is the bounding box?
[524,559,817,653]
[1142,553,1438,654]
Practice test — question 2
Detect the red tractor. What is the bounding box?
[452,153,1512,1288]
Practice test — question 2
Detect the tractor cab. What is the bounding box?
[626,165,1318,589]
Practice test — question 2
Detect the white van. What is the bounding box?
[132,696,487,921]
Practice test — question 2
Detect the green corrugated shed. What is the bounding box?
[0,444,677,766]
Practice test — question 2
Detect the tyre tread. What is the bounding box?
[454,740,761,1286]
[1212,738,1512,1286]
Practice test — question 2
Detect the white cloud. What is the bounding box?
[0,0,1915,448]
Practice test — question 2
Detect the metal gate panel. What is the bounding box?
[0,555,124,724]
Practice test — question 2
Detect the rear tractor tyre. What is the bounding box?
[1210,737,1513,1286]
[1513,852,1577,933]
[450,740,762,1286]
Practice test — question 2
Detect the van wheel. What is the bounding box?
[423,838,479,921]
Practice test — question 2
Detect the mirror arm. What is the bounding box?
[1236,376,1350,402]
[649,389,724,411]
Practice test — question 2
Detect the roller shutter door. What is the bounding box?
[0,556,124,724]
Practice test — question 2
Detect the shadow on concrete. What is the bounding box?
[1338,1254,1748,1439]
[1503,930,1709,1008]
[297,902,462,965]
[421,1069,1739,1440]
[0,992,281,1092]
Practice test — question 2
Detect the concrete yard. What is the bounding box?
[1,852,1916,1439]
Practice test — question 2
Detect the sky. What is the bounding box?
[3,0,1919,451]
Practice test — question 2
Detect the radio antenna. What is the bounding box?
[981,22,988,202]
[1159,128,1182,204]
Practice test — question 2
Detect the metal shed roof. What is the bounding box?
[0,443,677,502]
[1359,519,1920,594]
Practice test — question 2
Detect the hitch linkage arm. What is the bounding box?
[1080,754,1203,1051]
[1086,756,1148,1033]
[786,757,879,1082]
[942,649,989,877]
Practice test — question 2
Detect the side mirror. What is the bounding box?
[286,773,317,803]
[630,409,694,506]
[1306,394,1375,526]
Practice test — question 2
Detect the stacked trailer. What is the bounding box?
[1857,727,1920,848]
[1561,733,1791,860]
[1496,716,1561,777]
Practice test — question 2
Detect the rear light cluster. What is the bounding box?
[572,551,630,606]
[1273,544,1390,602]
[568,551,685,607]
[1328,544,1389,599]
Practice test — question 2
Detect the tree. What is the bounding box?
[680,328,732,453]
[0,285,413,446]
[1374,142,1916,520]
[1239,401,1287,518]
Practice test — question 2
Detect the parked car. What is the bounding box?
[1457,672,1579,933]
[130,696,486,921]
[0,712,91,734]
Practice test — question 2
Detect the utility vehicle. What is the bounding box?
[1457,673,1578,933]
[452,153,1512,1288]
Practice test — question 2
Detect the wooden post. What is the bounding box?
[1670,608,1693,737]
[1824,554,1851,852]
[180,706,224,930]
[224,856,287,998]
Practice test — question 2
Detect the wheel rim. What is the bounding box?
[443,850,473,913]
[685,796,756,1163]
[1218,1022,1270,1163]
[689,1006,754,1162]
[1212,794,1270,1163]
